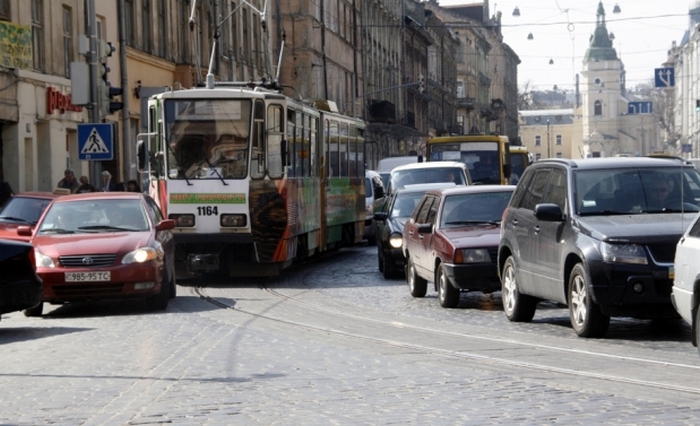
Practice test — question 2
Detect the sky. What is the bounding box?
[434,0,693,93]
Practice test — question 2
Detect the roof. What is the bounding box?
[392,161,467,172]
[534,157,697,171]
[13,192,63,200]
[424,185,516,199]
[53,192,145,203]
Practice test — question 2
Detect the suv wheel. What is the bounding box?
[568,263,610,337]
[407,257,427,297]
[695,306,700,356]
[437,265,460,308]
[502,256,537,322]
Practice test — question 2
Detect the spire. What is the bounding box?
[583,2,618,62]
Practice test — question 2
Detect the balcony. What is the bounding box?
[368,100,397,123]
[457,97,476,110]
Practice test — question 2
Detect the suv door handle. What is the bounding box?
[511,219,518,226]
[534,225,540,234]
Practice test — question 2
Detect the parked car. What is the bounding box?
[0,238,43,319]
[364,170,385,245]
[498,157,700,338]
[386,161,471,194]
[18,192,176,317]
[374,183,458,279]
[403,185,515,307]
[672,211,700,354]
[0,192,62,241]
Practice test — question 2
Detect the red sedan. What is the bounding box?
[18,192,176,316]
[402,185,515,308]
[0,192,62,242]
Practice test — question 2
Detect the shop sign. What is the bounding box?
[46,87,83,114]
[0,21,32,70]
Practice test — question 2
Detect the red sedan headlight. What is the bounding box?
[454,248,490,264]
[122,247,158,264]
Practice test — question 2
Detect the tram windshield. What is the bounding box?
[165,99,252,180]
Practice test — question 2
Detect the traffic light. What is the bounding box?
[696,99,700,112]
[418,74,424,94]
[97,40,123,116]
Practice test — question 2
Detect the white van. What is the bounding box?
[387,161,471,194]
[377,156,422,189]
[364,170,385,244]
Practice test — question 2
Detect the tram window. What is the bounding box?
[328,119,339,178]
[310,117,318,177]
[340,123,348,177]
[348,124,357,178]
[287,109,297,177]
[251,100,265,179]
[301,114,310,177]
[267,104,284,179]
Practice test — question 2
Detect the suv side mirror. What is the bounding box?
[417,223,433,234]
[534,203,563,221]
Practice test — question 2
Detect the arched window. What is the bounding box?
[594,100,602,116]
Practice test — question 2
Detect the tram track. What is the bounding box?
[192,248,700,398]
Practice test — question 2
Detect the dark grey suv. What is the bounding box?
[498,157,700,338]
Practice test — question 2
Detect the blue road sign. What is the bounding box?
[627,101,653,114]
[654,67,674,88]
[78,123,113,161]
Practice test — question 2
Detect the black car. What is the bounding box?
[498,157,700,338]
[0,238,42,319]
[374,183,458,278]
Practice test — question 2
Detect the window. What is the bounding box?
[251,100,265,179]
[125,0,134,46]
[594,100,602,116]
[267,104,284,178]
[556,134,562,145]
[31,0,43,71]
[0,0,9,20]
[143,0,151,53]
[535,135,541,146]
[556,152,563,158]
[535,153,542,161]
[521,169,550,210]
[63,6,73,77]
[157,0,166,58]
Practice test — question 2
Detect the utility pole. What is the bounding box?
[87,0,101,187]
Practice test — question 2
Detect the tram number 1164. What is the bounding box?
[197,206,219,216]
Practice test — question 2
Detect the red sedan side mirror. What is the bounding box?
[156,219,176,231]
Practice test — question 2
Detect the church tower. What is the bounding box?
[580,2,625,157]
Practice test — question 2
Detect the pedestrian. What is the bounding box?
[77,175,96,193]
[0,177,14,207]
[56,168,80,193]
[126,179,141,193]
[101,170,124,192]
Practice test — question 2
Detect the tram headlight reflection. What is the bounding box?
[221,214,247,227]
[169,214,195,227]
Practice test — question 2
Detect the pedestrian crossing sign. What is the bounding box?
[78,123,113,161]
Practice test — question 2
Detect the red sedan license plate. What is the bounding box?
[65,271,111,282]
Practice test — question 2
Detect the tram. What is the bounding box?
[137,84,367,277]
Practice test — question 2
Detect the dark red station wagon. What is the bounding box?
[402,185,515,308]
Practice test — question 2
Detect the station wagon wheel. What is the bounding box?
[568,263,610,338]
[23,302,43,317]
[407,256,427,297]
[502,256,537,322]
[437,264,460,308]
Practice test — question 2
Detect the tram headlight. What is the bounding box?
[169,214,195,227]
[221,214,247,227]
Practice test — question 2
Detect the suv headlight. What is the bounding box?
[600,242,648,265]
[35,250,55,268]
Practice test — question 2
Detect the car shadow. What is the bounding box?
[0,325,91,345]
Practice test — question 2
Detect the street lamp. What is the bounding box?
[547,119,551,158]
